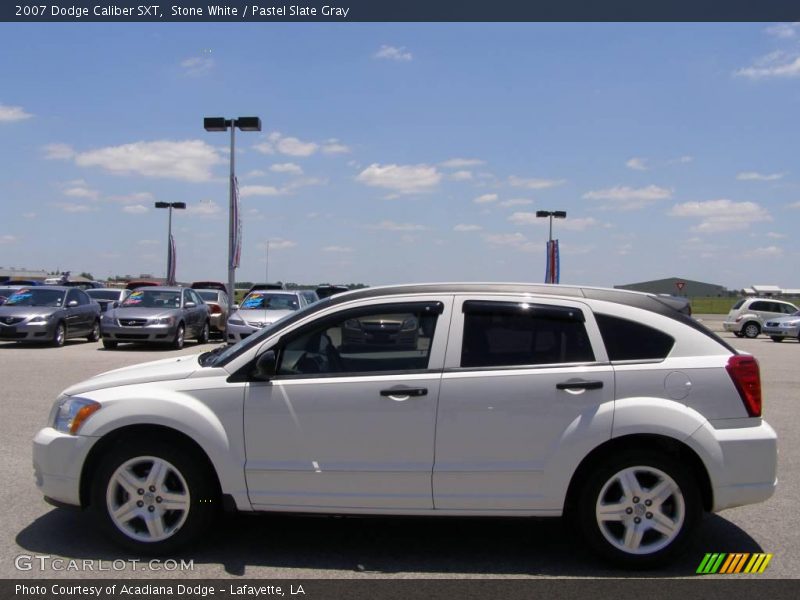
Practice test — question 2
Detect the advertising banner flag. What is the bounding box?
[545,239,560,284]
[167,232,176,286]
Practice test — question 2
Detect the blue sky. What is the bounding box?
[1,23,798,289]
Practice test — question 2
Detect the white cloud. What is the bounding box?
[264,238,296,250]
[626,157,649,171]
[62,179,99,200]
[254,132,320,157]
[356,163,441,193]
[583,184,673,210]
[246,169,267,178]
[454,224,483,232]
[106,191,154,204]
[43,143,76,160]
[0,234,18,244]
[186,200,222,218]
[367,220,426,232]
[744,246,784,258]
[322,245,353,253]
[766,232,787,239]
[450,170,473,181]
[509,176,566,190]
[473,193,499,204]
[499,198,532,207]
[790,201,800,209]
[180,55,215,76]
[736,171,785,181]
[507,213,600,232]
[137,239,159,246]
[66,140,223,182]
[52,202,93,213]
[270,162,303,175]
[669,199,771,233]
[484,232,527,246]
[321,139,350,154]
[670,155,694,164]
[22,212,37,219]
[765,23,800,39]
[374,45,412,61]
[736,50,800,79]
[440,158,485,168]
[123,204,149,215]
[0,104,32,122]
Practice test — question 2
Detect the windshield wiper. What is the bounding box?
[199,344,228,367]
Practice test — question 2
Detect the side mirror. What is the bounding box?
[112,301,119,308]
[185,301,196,308]
[233,304,240,311]
[252,350,277,381]
[67,300,78,307]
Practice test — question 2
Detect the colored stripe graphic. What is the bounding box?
[697,553,773,574]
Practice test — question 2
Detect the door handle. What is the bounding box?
[380,387,428,398]
[556,379,604,391]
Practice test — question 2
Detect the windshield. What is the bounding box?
[121,290,181,309]
[240,292,299,311]
[197,291,219,301]
[86,289,122,301]
[5,288,65,307]
[208,298,332,367]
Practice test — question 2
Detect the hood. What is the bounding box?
[235,308,295,326]
[0,306,61,320]
[108,306,182,320]
[62,353,202,396]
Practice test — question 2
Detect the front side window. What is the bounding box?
[276,303,442,376]
[460,301,595,368]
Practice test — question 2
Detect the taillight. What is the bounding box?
[209,304,222,314]
[726,355,762,417]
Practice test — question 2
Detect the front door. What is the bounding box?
[243,298,452,510]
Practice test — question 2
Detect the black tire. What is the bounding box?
[102,340,118,350]
[90,438,219,555]
[51,322,66,347]
[172,324,185,350]
[733,332,744,338]
[87,319,101,342]
[743,322,760,339]
[771,336,783,343]
[574,451,702,569]
[197,321,210,345]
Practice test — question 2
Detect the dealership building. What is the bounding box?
[615,277,728,297]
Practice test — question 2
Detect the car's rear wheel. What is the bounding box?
[51,322,66,347]
[91,439,218,554]
[575,451,701,568]
[771,336,783,343]
[733,332,744,338]
[102,340,118,350]
[172,324,185,350]
[197,321,209,344]
[87,319,101,342]
[743,322,760,339]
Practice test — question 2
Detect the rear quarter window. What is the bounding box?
[732,299,745,310]
[595,313,675,361]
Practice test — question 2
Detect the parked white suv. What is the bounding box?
[722,297,799,338]
[33,283,777,568]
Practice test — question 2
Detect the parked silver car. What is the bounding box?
[762,310,800,342]
[194,289,229,337]
[0,286,100,346]
[100,287,210,350]
[33,283,776,568]
[227,289,318,343]
[722,297,799,338]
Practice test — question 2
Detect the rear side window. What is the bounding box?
[750,301,769,311]
[595,314,674,361]
[461,302,595,368]
[732,299,745,310]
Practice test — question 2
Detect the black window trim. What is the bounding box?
[444,360,606,374]
[463,300,586,322]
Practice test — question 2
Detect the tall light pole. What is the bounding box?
[154,201,186,285]
[265,240,270,283]
[203,116,262,307]
[536,210,567,284]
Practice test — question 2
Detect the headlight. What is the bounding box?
[29,315,50,323]
[51,396,101,435]
[228,317,245,326]
[150,316,174,325]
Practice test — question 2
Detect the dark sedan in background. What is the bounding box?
[86,288,131,312]
[0,286,101,346]
[100,286,210,349]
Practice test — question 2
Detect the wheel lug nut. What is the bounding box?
[149,486,156,492]
[626,508,633,514]
[645,499,652,506]
[634,517,641,524]
[148,506,155,512]
[646,512,653,519]
[632,497,640,503]
[136,501,144,507]
[137,489,144,495]
[156,496,162,503]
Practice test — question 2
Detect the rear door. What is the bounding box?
[434,295,614,511]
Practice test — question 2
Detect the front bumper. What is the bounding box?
[722,320,742,333]
[763,324,800,339]
[0,320,55,342]
[33,427,97,508]
[101,321,178,343]
[227,321,260,343]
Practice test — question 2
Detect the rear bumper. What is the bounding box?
[722,321,741,333]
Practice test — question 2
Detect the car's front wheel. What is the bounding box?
[197,321,210,344]
[172,324,185,350]
[87,319,101,342]
[743,322,760,338]
[91,438,218,554]
[575,451,701,568]
[51,322,66,347]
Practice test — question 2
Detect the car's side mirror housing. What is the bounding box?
[112,301,119,308]
[67,300,78,307]
[185,301,196,308]
[233,304,240,311]
[252,350,277,381]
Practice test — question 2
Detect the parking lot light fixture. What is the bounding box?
[203,116,262,310]
[154,202,186,285]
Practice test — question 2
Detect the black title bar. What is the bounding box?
[3,0,800,22]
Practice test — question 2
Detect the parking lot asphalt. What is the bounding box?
[1,317,797,580]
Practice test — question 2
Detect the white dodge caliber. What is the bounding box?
[33,283,778,567]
